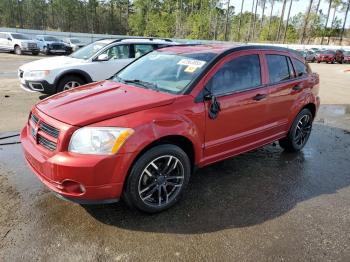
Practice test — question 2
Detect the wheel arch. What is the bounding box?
[54,69,93,87]
[131,135,196,172]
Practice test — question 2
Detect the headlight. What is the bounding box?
[68,127,134,155]
[23,70,50,81]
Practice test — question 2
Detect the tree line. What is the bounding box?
[0,0,349,44]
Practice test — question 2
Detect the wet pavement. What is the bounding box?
[0,120,350,261]
[1,53,350,261]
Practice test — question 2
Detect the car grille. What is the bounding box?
[28,43,37,49]
[29,112,60,151]
[51,44,65,50]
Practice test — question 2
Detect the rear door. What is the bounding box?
[203,51,271,164]
[263,52,305,134]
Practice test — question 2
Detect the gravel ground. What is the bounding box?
[0,52,350,261]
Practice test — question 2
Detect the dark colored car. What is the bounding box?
[21,44,320,213]
[335,49,344,64]
[343,51,350,63]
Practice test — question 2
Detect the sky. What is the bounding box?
[228,0,350,27]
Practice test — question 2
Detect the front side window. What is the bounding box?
[266,54,293,84]
[100,45,130,60]
[293,58,308,77]
[114,51,216,94]
[207,55,262,96]
[134,44,154,58]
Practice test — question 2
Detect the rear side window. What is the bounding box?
[266,55,294,83]
[208,55,262,95]
[293,58,308,77]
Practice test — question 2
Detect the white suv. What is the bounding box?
[18,38,175,94]
[0,32,39,55]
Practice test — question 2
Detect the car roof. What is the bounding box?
[158,44,303,58]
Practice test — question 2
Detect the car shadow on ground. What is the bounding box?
[83,124,350,234]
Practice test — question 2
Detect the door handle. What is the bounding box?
[253,94,267,101]
[292,85,302,91]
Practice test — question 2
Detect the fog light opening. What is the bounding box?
[61,180,85,195]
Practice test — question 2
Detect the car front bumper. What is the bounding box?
[20,112,135,204]
[20,79,56,94]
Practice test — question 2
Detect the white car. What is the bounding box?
[0,32,40,55]
[18,38,175,94]
[64,37,86,51]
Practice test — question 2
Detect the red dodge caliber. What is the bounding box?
[21,44,320,213]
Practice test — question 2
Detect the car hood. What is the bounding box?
[36,80,176,126]
[19,56,84,71]
[17,40,37,44]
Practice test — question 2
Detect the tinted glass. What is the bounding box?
[267,55,292,83]
[134,44,154,58]
[208,55,261,95]
[293,58,308,77]
[100,45,130,59]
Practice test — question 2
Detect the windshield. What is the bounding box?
[44,36,60,42]
[113,51,216,94]
[11,33,31,40]
[70,41,110,60]
[70,38,80,44]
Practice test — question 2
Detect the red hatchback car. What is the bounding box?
[21,44,320,213]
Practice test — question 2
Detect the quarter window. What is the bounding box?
[293,58,308,77]
[266,55,293,83]
[207,55,262,95]
[134,44,154,58]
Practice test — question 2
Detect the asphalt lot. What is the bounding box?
[0,52,350,261]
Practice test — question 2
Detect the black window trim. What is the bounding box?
[291,57,309,79]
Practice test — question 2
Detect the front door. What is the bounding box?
[203,52,271,165]
[87,44,133,81]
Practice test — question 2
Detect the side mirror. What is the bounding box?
[7,37,12,41]
[95,54,109,61]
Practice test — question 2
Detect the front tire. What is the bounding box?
[279,108,313,152]
[56,75,84,93]
[32,51,39,56]
[123,144,191,213]
[14,46,22,55]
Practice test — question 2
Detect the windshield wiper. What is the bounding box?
[121,78,158,90]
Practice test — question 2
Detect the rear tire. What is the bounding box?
[56,75,84,93]
[14,46,22,55]
[123,144,191,213]
[279,108,313,152]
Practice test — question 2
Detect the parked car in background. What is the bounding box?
[64,38,86,51]
[21,44,320,213]
[18,38,176,94]
[0,32,39,55]
[317,50,336,63]
[304,50,316,63]
[343,51,350,63]
[335,49,344,64]
[36,35,72,55]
